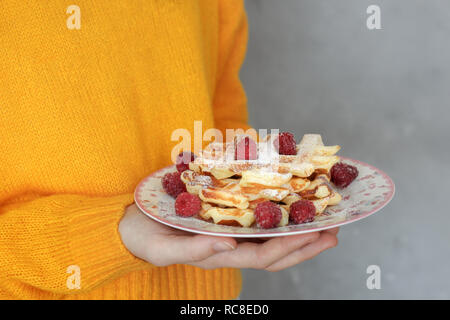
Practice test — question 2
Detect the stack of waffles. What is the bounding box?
[180,134,342,228]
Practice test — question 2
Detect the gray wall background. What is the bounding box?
[240,0,450,299]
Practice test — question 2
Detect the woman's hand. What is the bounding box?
[119,204,338,272]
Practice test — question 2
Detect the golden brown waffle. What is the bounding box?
[181,134,342,227]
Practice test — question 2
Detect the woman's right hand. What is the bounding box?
[119,203,338,272]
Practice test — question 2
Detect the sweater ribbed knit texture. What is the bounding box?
[0,0,250,299]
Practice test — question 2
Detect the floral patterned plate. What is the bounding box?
[134,157,395,237]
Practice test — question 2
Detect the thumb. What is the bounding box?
[152,234,237,266]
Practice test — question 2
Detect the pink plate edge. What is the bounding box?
[134,157,395,238]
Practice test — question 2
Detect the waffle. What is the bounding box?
[179,134,343,228]
[189,134,340,178]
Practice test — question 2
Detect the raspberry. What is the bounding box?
[289,200,316,224]
[254,201,282,229]
[176,151,196,173]
[161,171,186,198]
[235,136,258,160]
[330,162,359,188]
[274,132,297,155]
[175,192,202,217]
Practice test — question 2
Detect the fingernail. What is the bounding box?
[213,241,235,252]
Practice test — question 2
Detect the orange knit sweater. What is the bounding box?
[0,0,251,299]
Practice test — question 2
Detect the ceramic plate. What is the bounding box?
[134,157,394,238]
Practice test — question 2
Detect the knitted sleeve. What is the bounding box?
[0,193,150,296]
[213,0,253,136]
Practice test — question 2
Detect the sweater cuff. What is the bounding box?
[46,194,151,291]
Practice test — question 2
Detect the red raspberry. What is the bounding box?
[161,171,186,198]
[235,136,258,160]
[176,151,196,173]
[254,201,282,229]
[330,162,359,188]
[274,132,297,155]
[175,192,202,217]
[289,200,316,224]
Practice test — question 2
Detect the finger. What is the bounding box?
[323,227,340,236]
[264,232,338,272]
[192,232,320,270]
[236,238,266,244]
[148,234,237,266]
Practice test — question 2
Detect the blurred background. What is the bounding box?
[240,0,449,299]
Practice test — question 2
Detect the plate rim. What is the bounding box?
[134,157,395,238]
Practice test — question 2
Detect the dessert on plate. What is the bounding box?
[161,132,359,229]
